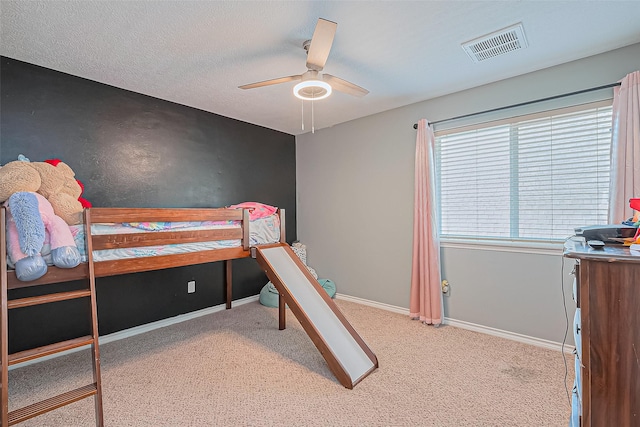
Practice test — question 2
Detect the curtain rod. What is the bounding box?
[412,82,621,129]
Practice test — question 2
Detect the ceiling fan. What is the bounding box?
[239,18,369,100]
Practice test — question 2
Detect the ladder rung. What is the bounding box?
[7,264,89,290]
[8,289,91,309]
[8,335,94,366]
[7,383,97,425]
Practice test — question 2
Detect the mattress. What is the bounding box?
[6,213,280,268]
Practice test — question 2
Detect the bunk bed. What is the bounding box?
[1,205,285,427]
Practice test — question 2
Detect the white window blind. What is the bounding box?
[435,101,613,241]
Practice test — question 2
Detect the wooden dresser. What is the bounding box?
[564,240,640,427]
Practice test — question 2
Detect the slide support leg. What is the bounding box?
[279,293,286,330]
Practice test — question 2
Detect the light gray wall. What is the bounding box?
[296,43,640,344]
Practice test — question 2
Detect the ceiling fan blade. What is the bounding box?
[239,75,302,90]
[323,74,369,97]
[306,18,337,72]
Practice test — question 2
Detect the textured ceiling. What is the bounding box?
[1,1,640,136]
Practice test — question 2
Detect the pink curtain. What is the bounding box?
[608,70,640,223]
[410,119,443,325]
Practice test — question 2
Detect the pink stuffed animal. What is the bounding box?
[6,192,81,281]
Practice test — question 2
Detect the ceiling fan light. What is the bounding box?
[293,80,332,100]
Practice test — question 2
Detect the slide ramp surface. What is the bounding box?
[253,244,378,389]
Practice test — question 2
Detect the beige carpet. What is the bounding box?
[8,299,572,426]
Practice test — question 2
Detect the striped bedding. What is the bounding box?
[7,213,280,268]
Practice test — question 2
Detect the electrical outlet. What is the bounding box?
[441,280,450,295]
[187,280,196,293]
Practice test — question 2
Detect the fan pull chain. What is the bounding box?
[311,99,315,134]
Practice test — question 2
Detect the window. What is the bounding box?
[435,101,613,241]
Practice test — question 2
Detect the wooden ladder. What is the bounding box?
[0,207,104,426]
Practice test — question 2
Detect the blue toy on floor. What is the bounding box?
[259,278,336,308]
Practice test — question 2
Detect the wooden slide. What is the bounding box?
[252,244,378,389]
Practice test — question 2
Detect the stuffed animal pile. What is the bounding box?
[0,156,91,281]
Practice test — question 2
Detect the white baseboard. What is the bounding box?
[335,293,575,354]
[335,293,409,315]
[442,317,575,354]
[9,295,260,370]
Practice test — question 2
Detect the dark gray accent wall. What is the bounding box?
[1,57,296,352]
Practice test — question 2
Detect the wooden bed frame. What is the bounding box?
[1,206,285,426]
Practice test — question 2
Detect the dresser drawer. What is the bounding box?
[574,354,582,402]
[573,308,582,361]
[570,384,581,427]
[572,262,580,308]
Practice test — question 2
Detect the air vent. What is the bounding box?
[462,23,528,63]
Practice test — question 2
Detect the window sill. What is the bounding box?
[440,237,565,255]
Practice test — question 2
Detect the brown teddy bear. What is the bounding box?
[0,157,89,225]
